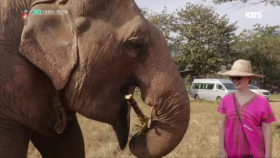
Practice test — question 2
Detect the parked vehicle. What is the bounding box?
[249,85,271,100]
[270,89,280,94]
[270,82,280,94]
[190,79,236,103]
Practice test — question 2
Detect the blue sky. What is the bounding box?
[134,0,280,34]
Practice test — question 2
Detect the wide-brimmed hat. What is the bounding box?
[217,59,264,78]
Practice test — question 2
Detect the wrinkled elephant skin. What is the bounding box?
[0,0,190,157]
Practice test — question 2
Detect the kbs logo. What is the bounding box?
[245,12,262,18]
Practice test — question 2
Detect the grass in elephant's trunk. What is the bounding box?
[27,94,280,158]
[125,93,150,136]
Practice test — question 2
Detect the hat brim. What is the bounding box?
[217,70,264,78]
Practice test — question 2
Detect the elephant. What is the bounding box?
[0,0,190,157]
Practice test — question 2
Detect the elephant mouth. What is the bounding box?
[112,83,136,150]
[112,100,130,149]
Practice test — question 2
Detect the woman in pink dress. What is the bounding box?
[217,59,277,158]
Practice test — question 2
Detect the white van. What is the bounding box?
[190,79,236,102]
[249,85,271,100]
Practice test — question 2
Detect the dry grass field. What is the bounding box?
[270,94,280,101]
[27,93,280,158]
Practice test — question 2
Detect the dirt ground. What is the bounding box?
[270,101,280,106]
[27,95,280,158]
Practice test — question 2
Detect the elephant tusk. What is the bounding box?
[125,94,149,135]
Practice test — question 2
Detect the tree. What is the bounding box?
[233,24,280,88]
[204,0,280,7]
[140,7,182,68]
[171,3,238,75]
[139,7,174,43]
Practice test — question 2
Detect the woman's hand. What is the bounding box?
[219,149,227,158]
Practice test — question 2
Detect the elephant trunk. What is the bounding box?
[129,73,190,158]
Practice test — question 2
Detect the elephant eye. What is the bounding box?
[131,42,142,50]
[125,36,146,58]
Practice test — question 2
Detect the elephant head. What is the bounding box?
[19,0,190,157]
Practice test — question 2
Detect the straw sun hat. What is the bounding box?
[217,59,264,78]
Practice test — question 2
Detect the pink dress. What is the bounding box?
[217,93,277,158]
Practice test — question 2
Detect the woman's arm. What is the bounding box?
[219,114,227,158]
[262,122,273,158]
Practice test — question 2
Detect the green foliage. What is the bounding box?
[140,4,280,86]
[233,24,280,88]
[183,75,192,89]
[139,7,174,43]
[204,0,280,6]
[171,4,238,75]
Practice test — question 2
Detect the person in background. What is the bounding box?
[217,59,277,158]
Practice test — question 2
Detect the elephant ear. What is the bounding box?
[19,1,78,90]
